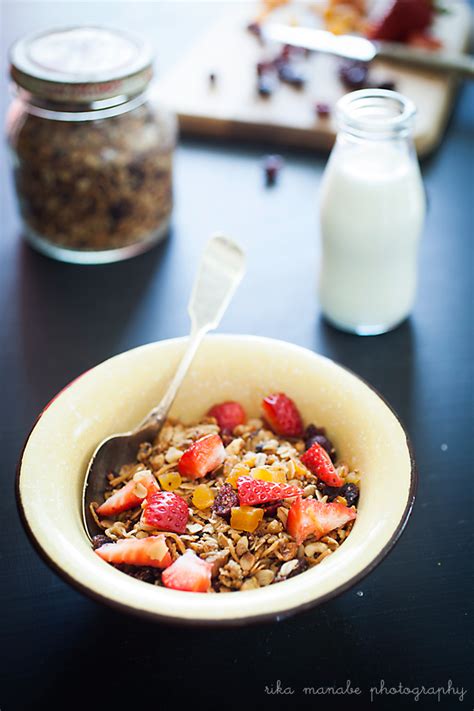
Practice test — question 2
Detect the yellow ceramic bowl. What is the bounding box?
[17,335,416,625]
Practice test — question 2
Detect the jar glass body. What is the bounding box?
[318,90,426,335]
[6,90,176,264]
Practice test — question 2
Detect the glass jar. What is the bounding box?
[6,27,177,264]
[318,89,426,335]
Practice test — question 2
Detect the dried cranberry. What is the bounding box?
[212,483,239,520]
[256,61,274,76]
[258,74,277,97]
[277,62,306,87]
[316,481,341,501]
[339,60,369,89]
[315,102,331,118]
[261,500,281,517]
[304,424,336,461]
[263,154,284,186]
[247,21,262,38]
[91,534,112,550]
[340,483,359,507]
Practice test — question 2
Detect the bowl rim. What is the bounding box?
[16,335,417,626]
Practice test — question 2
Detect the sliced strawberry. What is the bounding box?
[237,475,301,506]
[178,433,225,480]
[94,535,172,568]
[162,550,213,592]
[300,442,343,487]
[141,491,189,534]
[207,401,246,433]
[286,498,357,544]
[367,0,434,43]
[96,470,159,517]
[261,392,303,438]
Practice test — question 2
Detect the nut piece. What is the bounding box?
[255,569,275,586]
[236,536,249,557]
[240,576,260,591]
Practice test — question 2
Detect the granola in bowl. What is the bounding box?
[91,393,360,592]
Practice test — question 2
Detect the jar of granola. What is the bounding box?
[6,27,176,263]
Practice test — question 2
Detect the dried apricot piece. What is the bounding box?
[226,463,250,489]
[230,505,264,533]
[252,467,286,484]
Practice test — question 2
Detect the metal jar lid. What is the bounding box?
[9,26,154,103]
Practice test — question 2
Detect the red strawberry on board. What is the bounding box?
[300,442,343,487]
[286,498,357,544]
[162,550,213,592]
[237,475,301,506]
[178,433,225,480]
[94,535,172,568]
[367,0,434,43]
[96,470,159,517]
[207,401,246,433]
[261,393,303,438]
[141,491,189,534]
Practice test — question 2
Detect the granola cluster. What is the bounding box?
[8,100,175,253]
[91,404,360,593]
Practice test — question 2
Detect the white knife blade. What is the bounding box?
[264,24,474,80]
[265,24,377,62]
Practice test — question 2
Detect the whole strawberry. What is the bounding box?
[207,401,246,433]
[367,0,434,42]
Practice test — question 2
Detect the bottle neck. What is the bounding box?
[336,89,416,143]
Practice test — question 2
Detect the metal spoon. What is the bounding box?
[82,235,245,539]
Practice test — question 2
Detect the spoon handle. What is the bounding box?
[139,235,245,429]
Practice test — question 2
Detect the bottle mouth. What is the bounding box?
[336,89,416,139]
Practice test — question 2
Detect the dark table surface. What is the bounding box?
[1,3,473,710]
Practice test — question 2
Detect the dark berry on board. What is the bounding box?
[339,60,369,89]
[212,483,239,520]
[258,73,277,97]
[315,102,331,118]
[208,72,217,86]
[247,21,262,38]
[263,154,284,186]
[339,482,359,507]
[256,61,274,76]
[277,62,306,88]
[92,534,112,550]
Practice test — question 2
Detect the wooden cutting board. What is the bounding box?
[156,2,471,156]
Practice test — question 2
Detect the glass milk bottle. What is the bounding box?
[318,89,426,335]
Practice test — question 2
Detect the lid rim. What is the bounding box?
[9,25,153,103]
